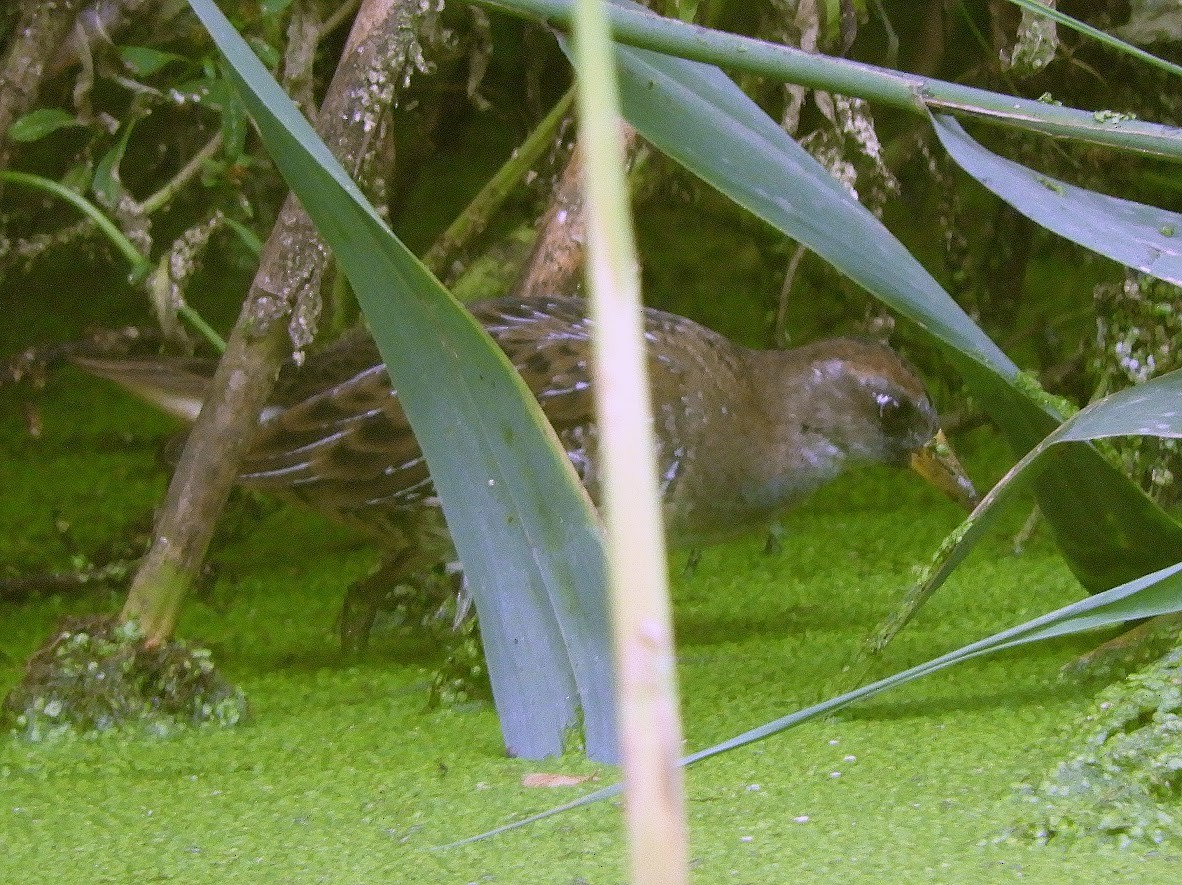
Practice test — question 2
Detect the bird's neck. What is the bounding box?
[656,346,849,546]
[737,346,860,508]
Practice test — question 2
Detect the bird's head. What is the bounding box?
[777,338,979,511]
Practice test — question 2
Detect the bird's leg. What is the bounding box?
[682,548,703,577]
[340,553,487,704]
[339,545,453,655]
[339,552,404,655]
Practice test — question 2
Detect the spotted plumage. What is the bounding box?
[76,295,977,650]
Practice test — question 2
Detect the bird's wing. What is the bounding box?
[470,296,597,438]
[71,355,215,423]
[241,342,431,518]
[242,296,602,519]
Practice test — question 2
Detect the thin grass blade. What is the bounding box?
[573,0,688,877]
[679,559,1182,768]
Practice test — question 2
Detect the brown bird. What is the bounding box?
[76,295,977,650]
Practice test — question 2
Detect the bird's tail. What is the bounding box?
[72,355,214,424]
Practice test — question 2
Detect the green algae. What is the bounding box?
[1013,641,1182,848]
[4,379,1182,881]
[2,615,247,742]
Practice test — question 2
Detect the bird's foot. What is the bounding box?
[338,554,491,703]
[339,553,458,656]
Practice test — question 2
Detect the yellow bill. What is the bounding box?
[910,429,980,511]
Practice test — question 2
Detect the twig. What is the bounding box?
[142,131,224,215]
[516,120,643,299]
[282,0,324,116]
[0,561,135,601]
[423,85,576,281]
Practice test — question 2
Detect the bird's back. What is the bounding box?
[239,296,755,545]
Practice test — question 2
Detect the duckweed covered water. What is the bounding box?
[3,372,1182,882]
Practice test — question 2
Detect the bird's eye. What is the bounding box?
[874,392,918,437]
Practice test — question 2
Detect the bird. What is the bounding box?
[75,295,978,652]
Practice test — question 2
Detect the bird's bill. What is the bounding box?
[909,430,980,511]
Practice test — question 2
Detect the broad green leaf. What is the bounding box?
[585,21,1182,590]
[119,46,186,76]
[187,0,616,761]
[609,40,1011,368]
[933,114,1182,288]
[93,123,137,207]
[7,108,84,143]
